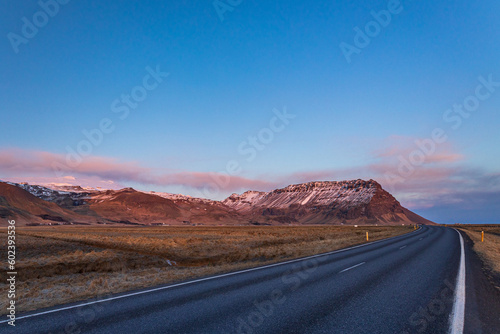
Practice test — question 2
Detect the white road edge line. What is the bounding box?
[339,262,365,273]
[399,245,407,249]
[449,229,466,334]
[0,227,423,324]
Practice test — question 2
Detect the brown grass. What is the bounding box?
[456,225,500,286]
[0,225,413,314]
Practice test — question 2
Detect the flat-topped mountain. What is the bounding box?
[223,179,434,225]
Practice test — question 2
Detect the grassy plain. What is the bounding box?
[0,225,414,313]
[456,224,500,289]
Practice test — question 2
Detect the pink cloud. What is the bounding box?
[373,136,464,164]
[4,176,124,190]
[0,148,276,194]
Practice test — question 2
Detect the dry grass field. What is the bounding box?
[457,225,500,287]
[0,225,414,314]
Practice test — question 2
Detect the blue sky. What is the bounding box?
[1,0,499,223]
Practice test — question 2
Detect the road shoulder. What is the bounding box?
[459,231,500,333]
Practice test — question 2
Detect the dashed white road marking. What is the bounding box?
[339,262,366,273]
[399,245,407,249]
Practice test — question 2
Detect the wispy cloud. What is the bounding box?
[4,175,124,190]
[0,148,277,193]
[373,136,464,164]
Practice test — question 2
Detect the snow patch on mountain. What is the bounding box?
[142,191,219,206]
[223,179,379,211]
[8,182,94,203]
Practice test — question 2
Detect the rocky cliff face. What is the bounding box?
[223,179,434,225]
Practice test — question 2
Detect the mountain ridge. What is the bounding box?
[0,179,435,226]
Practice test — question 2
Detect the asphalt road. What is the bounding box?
[3,225,497,334]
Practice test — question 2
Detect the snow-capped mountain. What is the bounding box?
[223,179,434,225]
[6,182,94,207]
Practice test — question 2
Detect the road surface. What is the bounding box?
[3,225,498,333]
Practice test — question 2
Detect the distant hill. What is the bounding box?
[0,182,95,225]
